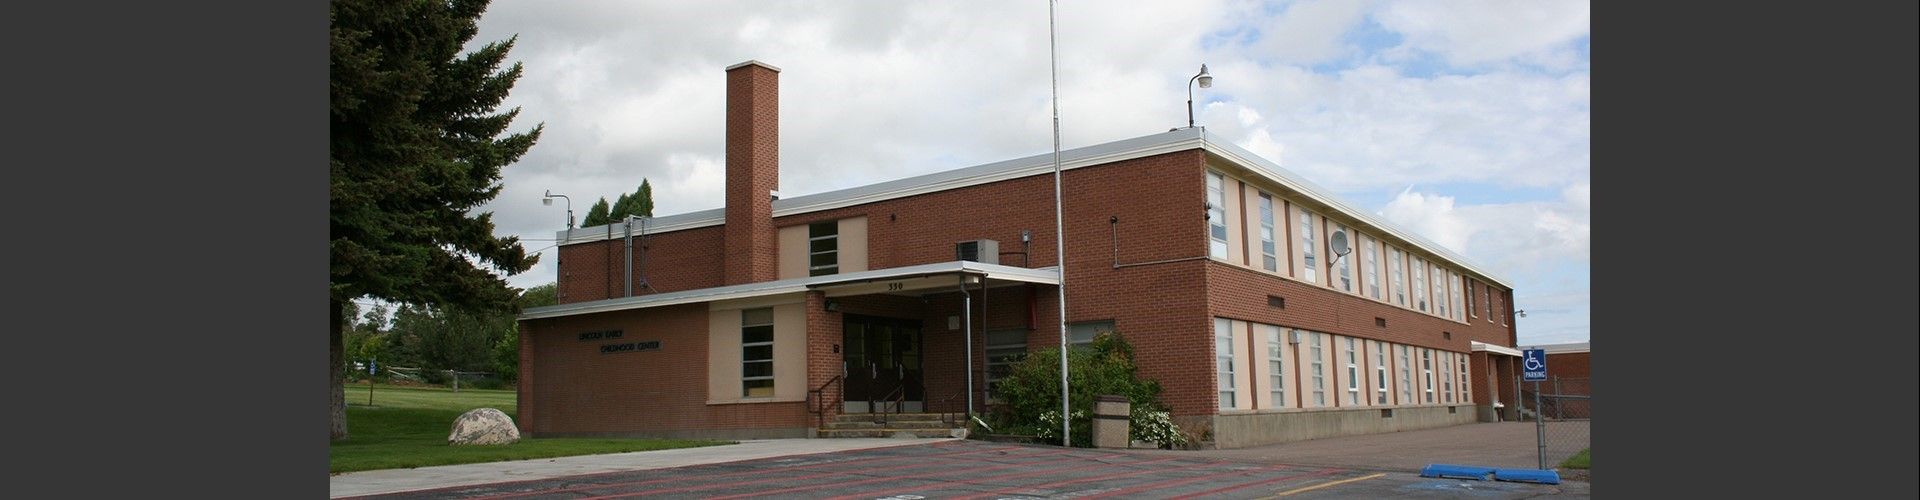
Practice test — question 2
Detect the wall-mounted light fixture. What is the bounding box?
[824,299,840,312]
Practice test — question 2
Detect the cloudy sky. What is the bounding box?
[463,0,1591,346]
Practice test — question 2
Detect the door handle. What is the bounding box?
[898,365,904,380]
[871,362,877,379]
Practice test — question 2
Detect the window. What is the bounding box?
[1390,247,1406,306]
[1344,337,1360,405]
[1448,272,1463,321]
[741,308,775,398]
[1309,331,1325,407]
[1215,318,1236,410]
[1333,224,1353,292]
[1373,340,1389,404]
[1067,321,1112,349]
[1432,265,1449,319]
[808,222,838,277]
[1467,279,1476,318]
[1500,291,1509,326]
[1412,257,1428,312]
[1259,193,1278,272]
[1265,325,1286,408]
[1299,209,1317,283]
[1486,286,1496,322]
[1364,238,1381,300]
[1457,353,1471,403]
[1441,351,1454,403]
[1207,172,1228,259]
[985,330,1027,401]
[1398,345,1413,404]
[1421,349,1435,403]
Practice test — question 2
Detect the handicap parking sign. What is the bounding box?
[1522,349,1547,381]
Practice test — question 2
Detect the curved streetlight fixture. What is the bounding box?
[542,189,574,229]
[1187,64,1213,129]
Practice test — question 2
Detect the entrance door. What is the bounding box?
[842,315,923,413]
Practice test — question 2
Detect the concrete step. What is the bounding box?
[816,428,961,439]
[821,420,957,430]
[832,413,954,424]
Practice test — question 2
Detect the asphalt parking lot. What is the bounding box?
[345,439,1585,499]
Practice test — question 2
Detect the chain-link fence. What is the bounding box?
[1516,375,1590,470]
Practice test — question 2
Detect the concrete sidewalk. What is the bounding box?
[329,437,959,498]
[1120,421,1590,473]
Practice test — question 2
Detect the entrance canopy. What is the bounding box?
[521,261,1060,321]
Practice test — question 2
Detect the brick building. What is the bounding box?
[516,60,1527,448]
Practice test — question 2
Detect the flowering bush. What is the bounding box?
[1129,408,1187,449]
[994,330,1166,447]
[1033,410,1086,440]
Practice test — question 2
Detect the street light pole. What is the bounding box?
[544,190,573,295]
[1187,64,1212,129]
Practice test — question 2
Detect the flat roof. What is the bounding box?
[1471,341,1524,357]
[1523,342,1591,354]
[520,261,1058,321]
[556,127,1512,288]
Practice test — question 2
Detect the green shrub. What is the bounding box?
[994,330,1166,447]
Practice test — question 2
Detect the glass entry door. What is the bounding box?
[842,314,923,413]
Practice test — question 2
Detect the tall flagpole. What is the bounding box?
[1049,0,1071,447]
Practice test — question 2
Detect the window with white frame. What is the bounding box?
[1309,331,1326,407]
[1451,351,1466,401]
[1299,209,1317,283]
[1486,286,1496,322]
[984,330,1026,401]
[1412,257,1429,312]
[1373,340,1389,405]
[1398,345,1413,404]
[1441,351,1454,403]
[1215,318,1236,410]
[1334,224,1352,293]
[1259,193,1278,272]
[1265,325,1286,408]
[1364,239,1381,300]
[1422,348,1435,403]
[1207,172,1228,259]
[1390,247,1407,306]
[808,222,839,277]
[1067,321,1112,349]
[1449,271,1464,321]
[1344,337,1360,405]
[1466,279,1476,319]
[1432,265,1449,319]
[741,308,775,398]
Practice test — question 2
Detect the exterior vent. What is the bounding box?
[956,239,1000,265]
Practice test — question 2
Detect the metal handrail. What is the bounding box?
[807,375,843,430]
[874,385,905,425]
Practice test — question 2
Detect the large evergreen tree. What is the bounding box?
[581,197,612,227]
[330,0,541,440]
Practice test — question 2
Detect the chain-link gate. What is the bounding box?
[1516,375,1590,470]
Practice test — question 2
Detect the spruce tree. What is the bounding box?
[330,0,541,440]
[581,197,611,227]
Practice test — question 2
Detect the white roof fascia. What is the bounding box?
[1199,131,1514,289]
[520,261,1060,320]
[1471,341,1524,357]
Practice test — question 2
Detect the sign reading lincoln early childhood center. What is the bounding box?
[1522,348,1548,382]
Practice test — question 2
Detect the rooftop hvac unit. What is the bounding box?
[956,239,1000,265]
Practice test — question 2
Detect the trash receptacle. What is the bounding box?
[1092,395,1130,449]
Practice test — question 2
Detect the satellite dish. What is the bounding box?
[1329,231,1351,257]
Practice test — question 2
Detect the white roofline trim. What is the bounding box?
[520,261,1059,321]
[549,126,1512,287]
[1471,341,1523,357]
[1521,342,1590,354]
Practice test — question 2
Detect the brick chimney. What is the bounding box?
[723,60,780,285]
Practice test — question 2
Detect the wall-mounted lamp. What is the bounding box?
[824,299,840,312]
[1515,309,1527,318]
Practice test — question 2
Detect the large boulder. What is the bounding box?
[448,408,520,445]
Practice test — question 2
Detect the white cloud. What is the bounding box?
[1253,0,1377,65]
[1374,0,1590,67]
[1380,185,1590,278]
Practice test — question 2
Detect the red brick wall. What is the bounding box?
[556,225,725,304]
[1547,351,1590,380]
[519,304,808,436]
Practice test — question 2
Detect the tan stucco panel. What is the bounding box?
[1223,177,1244,265]
[838,216,868,273]
[773,303,807,400]
[707,308,741,402]
[777,225,808,280]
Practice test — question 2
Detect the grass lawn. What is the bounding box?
[331,383,731,474]
[1560,448,1590,469]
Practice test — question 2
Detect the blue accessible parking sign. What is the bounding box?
[1522,349,1547,381]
